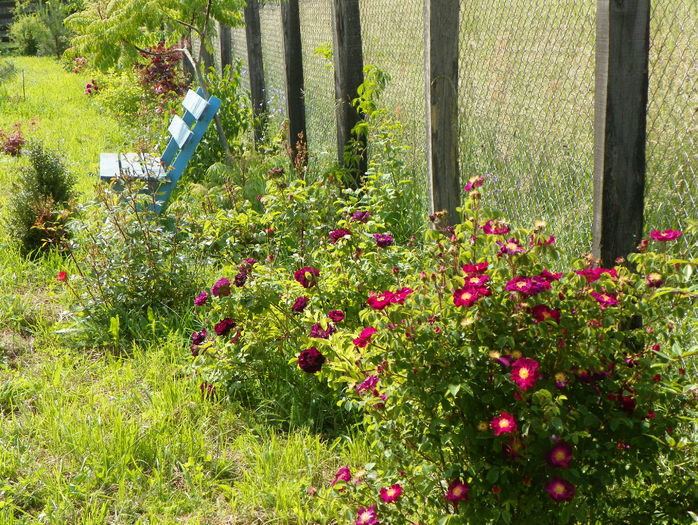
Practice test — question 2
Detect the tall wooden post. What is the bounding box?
[425,0,460,226]
[332,0,366,184]
[244,0,267,144]
[219,23,232,71]
[281,0,307,164]
[592,0,650,265]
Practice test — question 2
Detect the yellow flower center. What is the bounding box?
[461,292,473,301]
[601,294,610,301]
[507,242,518,251]
[518,368,530,379]
[554,450,567,461]
[555,372,567,382]
[387,488,397,497]
[516,282,527,289]
[649,272,662,281]
[469,277,481,284]
[553,483,565,495]
[499,419,511,429]
[452,486,464,496]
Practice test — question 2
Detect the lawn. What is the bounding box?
[0,56,365,524]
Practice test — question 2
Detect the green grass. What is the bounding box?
[0,57,369,523]
[0,332,369,523]
[0,56,131,198]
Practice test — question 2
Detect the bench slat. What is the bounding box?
[168,115,193,148]
[182,90,208,119]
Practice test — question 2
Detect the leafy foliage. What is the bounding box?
[62,180,210,346]
[66,0,244,70]
[4,141,75,256]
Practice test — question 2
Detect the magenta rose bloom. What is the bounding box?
[294,267,320,288]
[380,483,403,503]
[291,296,310,313]
[482,219,510,235]
[355,505,378,525]
[327,309,345,322]
[462,261,489,274]
[298,347,326,373]
[545,477,575,502]
[353,326,377,348]
[211,277,231,297]
[329,228,351,244]
[373,233,394,247]
[539,269,564,282]
[490,412,517,435]
[547,441,574,468]
[497,238,526,256]
[590,291,619,308]
[194,291,209,306]
[510,357,540,390]
[191,329,208,346]
[650,229,682,241]
[531,304,561,323]
[575,267,616,282]
[464,274,490,287]
[309,323,336,339]
[234,269,248,287]
[646,272,664,288]
[464,174,485,192]
[444,479,470,508]
[356,375,380,394]
[453,286,489,307]
[331,466,352,486]
[214,318,236,336]
[367,290,394,310]
[351,210,371,223]
[391,287,413,304]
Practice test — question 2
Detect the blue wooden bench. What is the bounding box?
[99,88,222,213]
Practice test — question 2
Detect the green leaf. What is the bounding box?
[446,384,461,398]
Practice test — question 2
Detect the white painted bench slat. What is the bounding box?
[182,90,208,119]
[168,115,193,148]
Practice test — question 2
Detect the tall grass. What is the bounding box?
[0,57,370,523]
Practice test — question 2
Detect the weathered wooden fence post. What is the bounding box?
[592,0,650,266]
[425,0,460,226]
[281,0,307,164]
[218,23,232,71]
[331,0,366,184]
[244,0,268,144]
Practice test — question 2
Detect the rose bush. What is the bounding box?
[187,172,696,523]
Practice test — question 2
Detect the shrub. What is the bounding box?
[61,181,210,346]
[0,123,26,156]
[10,1,74,57]
[186,173,697,522]
[8,14,45,56]
[4,141,75,256]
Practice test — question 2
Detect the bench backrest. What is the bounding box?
[155,88,222,211]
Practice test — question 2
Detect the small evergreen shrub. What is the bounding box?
[5,141,75,256]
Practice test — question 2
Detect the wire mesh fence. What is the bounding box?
[458,0,596,255]
[215,0,696,257]
[646,0,697,256]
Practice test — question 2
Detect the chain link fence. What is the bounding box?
[646,1,697,256]
[217,0,696,257]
